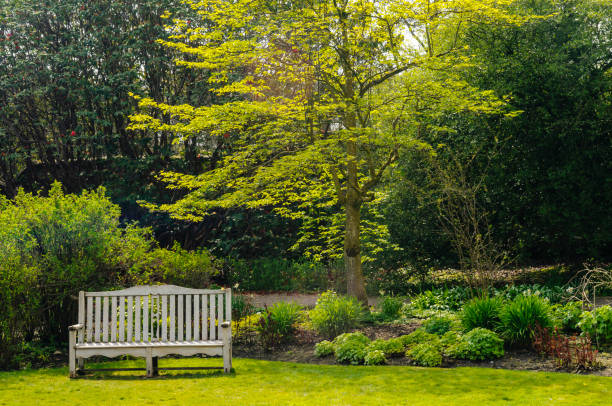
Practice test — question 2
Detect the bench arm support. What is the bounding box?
[69,324,84,331]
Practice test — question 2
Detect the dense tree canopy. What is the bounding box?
[131,0,534,302]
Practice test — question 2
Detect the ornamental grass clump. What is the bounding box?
[500,295,553,348]
[379,296,403,321]
[310,291,363,338]
[461,296,503,331]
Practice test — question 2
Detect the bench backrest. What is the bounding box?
[77,285,231,344]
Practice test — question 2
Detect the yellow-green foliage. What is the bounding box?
[128,0,540,263]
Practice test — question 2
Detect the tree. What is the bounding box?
[131,0,531,303]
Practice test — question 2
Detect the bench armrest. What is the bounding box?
[220,321,231,328]
[69,324,84,331]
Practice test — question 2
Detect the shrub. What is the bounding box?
[227,258,329,292]
[500,295,553,347]
[533,325,600,370]
[314,340,335,357]
[367,338,405,358]
[0,183,219,369]
[578,305,612,346]
[379,296,403,321]
[446,328,504,361]
[440,330,462,348]
[407,342,443,367]
[333,332,371,365]
[493,284,571,305]
[399,329,440,349]
[364,349,387,365]
[551,301,583,333]
[410,287,470,311]
[461,297,503,331]
[423,315,454,335]
[310,291,363,338]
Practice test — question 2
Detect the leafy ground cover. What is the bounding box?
[1,358,611,406]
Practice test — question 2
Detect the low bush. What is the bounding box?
[500,295,553,347]
[364,349,387,365]
[446,328,504,361]
[551,301,583,333]
[407,342,443,367]
[461,297,503,331]
[367,338,405,358]
[578,305,612,346]
[410,287,470,312]
[493,284,572,305]
[399,329,440,349]
[333,332,371,365]
[314,340,335,357]
[423,315,455,336]
[440,330,462,348]
[310,291,363,338]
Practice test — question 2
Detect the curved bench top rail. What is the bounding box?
[84,284,229,297]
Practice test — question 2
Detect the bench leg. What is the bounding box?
[152,357,159,377]
[223,343,232,373]
[145,348,154,378]
[78,357,84,371]
[69,329,77,378]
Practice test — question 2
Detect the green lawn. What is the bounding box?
[0,358,610,405]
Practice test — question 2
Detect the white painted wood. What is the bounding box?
[111,296,117,342]
[193,295,199,341]
[102,297,109,342]
[119,296,125,342]
[69,328,77,378]
[143,295,149,342]
[170,295,175,341]
[86,285,225,296]
[127,296,133,342]
[185,295,192,341]
[161,296,168,341]
[86,296,93,343]
[78,291,85,344]
[178,295,184,341]
[202,294,208,340]
[94,297,101,342]
[70,287,232,376]
[226,289,232,325]
[210,294,216,341]
[135,296,141,341]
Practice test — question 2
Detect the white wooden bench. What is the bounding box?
[68,285,232,378]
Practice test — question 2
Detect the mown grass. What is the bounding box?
[0,358,610,405]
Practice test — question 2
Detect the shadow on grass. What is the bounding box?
[73,369,236,381]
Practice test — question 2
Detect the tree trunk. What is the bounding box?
[344,186,368,306]
[344,134,368,306]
